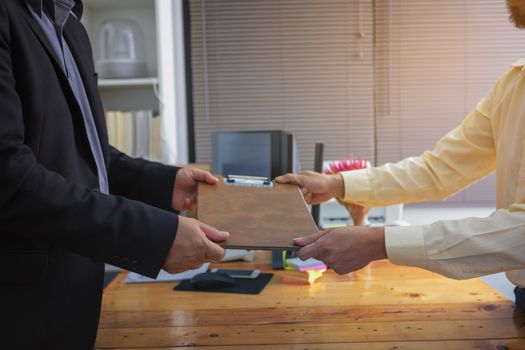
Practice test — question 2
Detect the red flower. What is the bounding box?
[325,155,370,174]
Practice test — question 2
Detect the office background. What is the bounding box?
[83,0,525,298]
[186,0,525,204]
[82,0,525,205]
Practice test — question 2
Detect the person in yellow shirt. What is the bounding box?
[276,0,525,308]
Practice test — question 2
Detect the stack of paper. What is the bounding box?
[283,258,327,285]
[124,263,209,284]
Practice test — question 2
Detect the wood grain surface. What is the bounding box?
[96,252,525,349]
[197,177,318,250]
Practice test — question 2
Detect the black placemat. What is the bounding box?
[174,273,273,295]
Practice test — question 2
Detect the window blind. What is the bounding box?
[374,0,525,202]
[188,0,524,203]
[189,0,375,171]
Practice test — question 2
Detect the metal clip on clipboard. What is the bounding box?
[224,175,274,188]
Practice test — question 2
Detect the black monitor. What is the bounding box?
[212,130,295,178]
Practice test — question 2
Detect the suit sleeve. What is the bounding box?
[108,147,179,211]
[0,4,176,278]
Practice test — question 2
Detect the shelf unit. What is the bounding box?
[98,77,159,88]
[81,0,188,164]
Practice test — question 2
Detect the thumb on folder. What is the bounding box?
[275,171,344,205]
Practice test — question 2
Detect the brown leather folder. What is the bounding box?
[197,175,318,250]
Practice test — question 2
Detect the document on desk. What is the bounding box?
[124,263,210,284]
[197,175,318,250]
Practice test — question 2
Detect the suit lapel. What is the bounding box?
[20,3,69,83]
[20,1,109,169]
[64,18,110,165]
[20,4,93,156]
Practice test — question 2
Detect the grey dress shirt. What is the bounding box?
[27,0,109,194]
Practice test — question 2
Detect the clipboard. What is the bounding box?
[197,175,319,250]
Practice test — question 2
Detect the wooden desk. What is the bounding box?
[96,253,525,349]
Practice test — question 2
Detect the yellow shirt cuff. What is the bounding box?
[341,169,372,203]
[385,225,428,269]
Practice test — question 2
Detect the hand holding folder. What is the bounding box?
[197,175,319,250]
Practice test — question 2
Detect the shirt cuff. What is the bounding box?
[385,225,428,269]
[340,169,372,203]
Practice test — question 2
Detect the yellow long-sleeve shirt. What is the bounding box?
[341,59,525,286]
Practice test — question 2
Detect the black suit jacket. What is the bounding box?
[0,0,180,348]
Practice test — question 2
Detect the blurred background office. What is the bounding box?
[83,0,525,298]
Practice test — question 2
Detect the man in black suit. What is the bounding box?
[0,0,228,348]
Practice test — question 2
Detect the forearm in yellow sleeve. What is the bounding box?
[340,106,496,207]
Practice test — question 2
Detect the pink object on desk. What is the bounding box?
[324,155,371,226]
[325,155,370,174]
